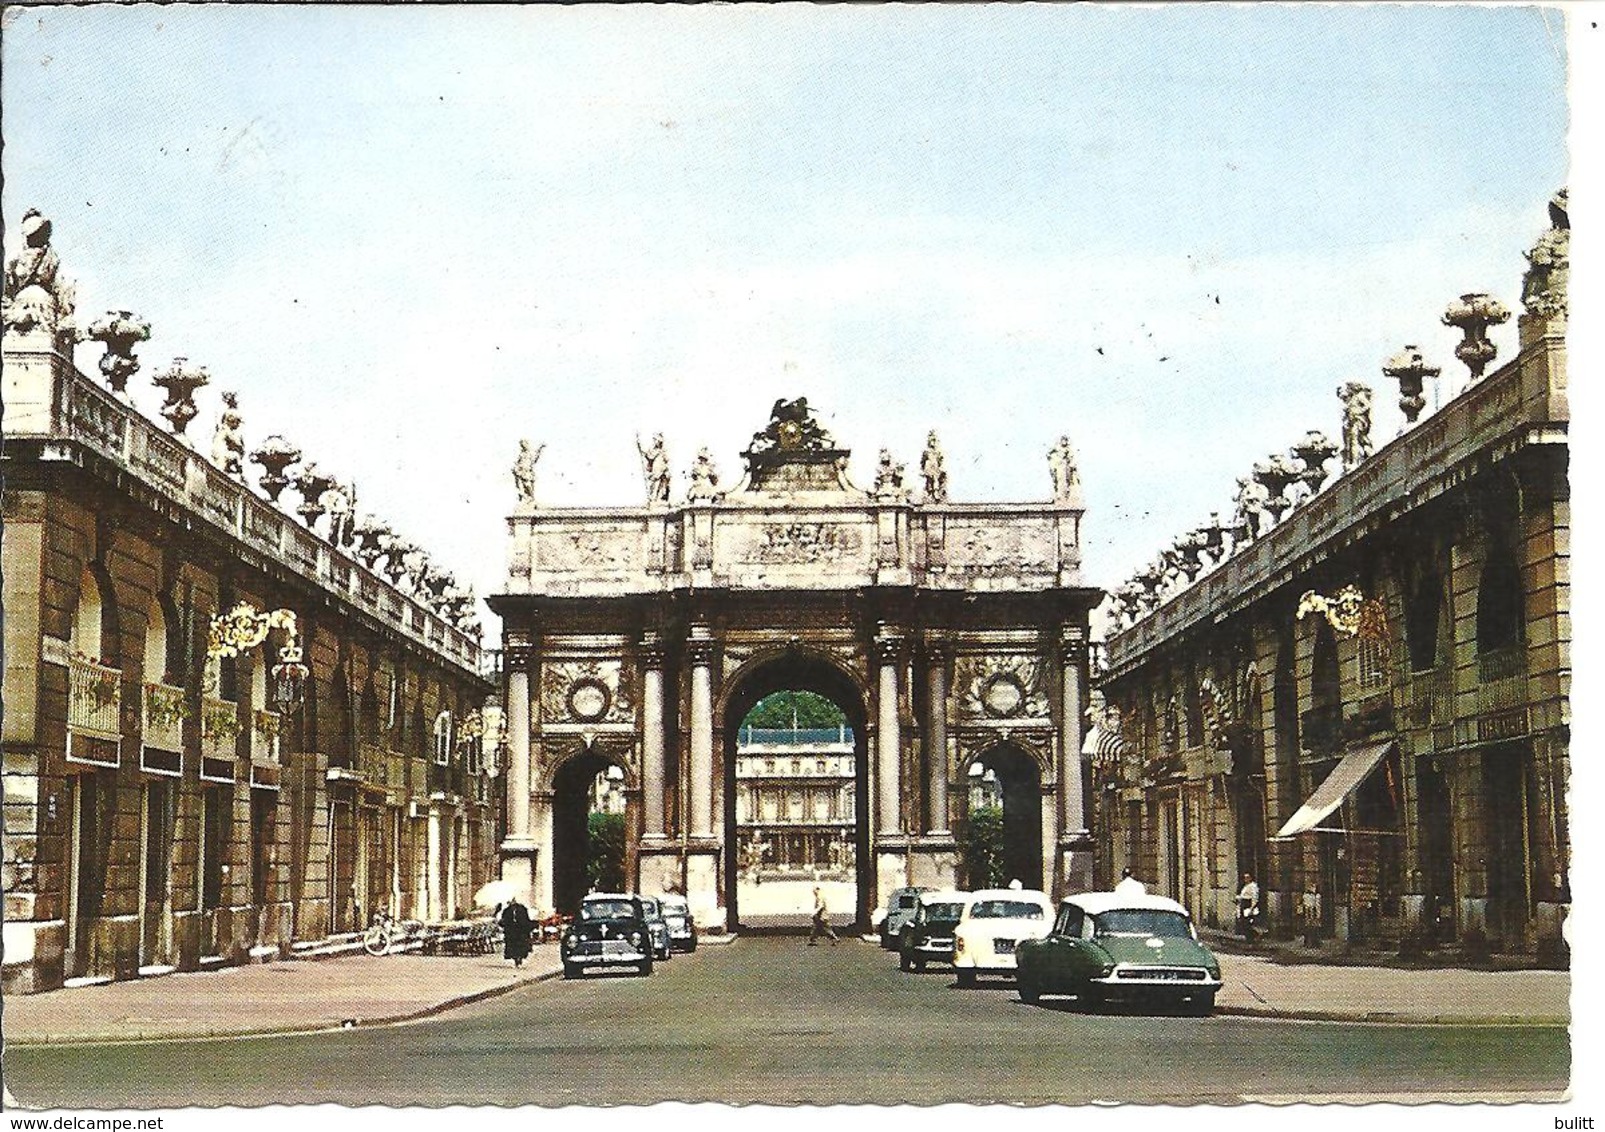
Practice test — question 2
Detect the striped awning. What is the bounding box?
[1082,725,1130,767]
[1274,738,1395,838]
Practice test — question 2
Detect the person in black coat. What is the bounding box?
[499,896,534,967]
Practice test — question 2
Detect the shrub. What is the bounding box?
[587,811,627,892]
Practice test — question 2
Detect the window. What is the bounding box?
[433,712,453,765]
[200,785,228,912]
[1406,571,1444,672]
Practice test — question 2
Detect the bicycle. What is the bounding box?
[363,910,425,956]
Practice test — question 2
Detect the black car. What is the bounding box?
[561,894,655,978]
[898,890,970,971]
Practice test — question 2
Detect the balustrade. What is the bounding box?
[68,656,123,767]
[200,694,240,761]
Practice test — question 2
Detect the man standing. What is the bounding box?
[809,886,838,947]
[500,895,534,968]
[1236,872,1261,944]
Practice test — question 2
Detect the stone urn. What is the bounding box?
[151,357,210,438]
[1442,293,1510,382]
[293,463,336,529]
[1251,454,1301,524]
[250,435,302,503]
[1289,431,1339,501]
[351,516,393,568]
[1382,345,1442,425]
[84,310,151,400]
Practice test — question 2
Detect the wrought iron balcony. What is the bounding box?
[68,656,122,767]
[1478,644,1527,683]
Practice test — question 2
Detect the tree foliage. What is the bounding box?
[741,690,846,730]
[961,806,1007,890]
[587,811,627,893]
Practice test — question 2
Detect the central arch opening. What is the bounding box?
[722,654,870,933]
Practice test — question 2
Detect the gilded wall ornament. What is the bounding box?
[954,654,1050,721]
[540,660,635,725]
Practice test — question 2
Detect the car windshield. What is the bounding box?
[925,902,966,919]
[1093,909,1195,939]
[581,901,636,921]
[661,900,688,917]
[639,898,660,916]
[969,899,1045,920]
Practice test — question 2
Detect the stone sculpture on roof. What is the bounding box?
[688,446,721,503]
[921,430,949,503]
[512,439,544,507]
[3,209,75,338]
[1337,382,1373,471]
[1048,435,1080,502]
[211,392,247,479]
[873,448,908,503]
[636,432,671,504]
[1522,188,1569,322]
[749,397,834,453]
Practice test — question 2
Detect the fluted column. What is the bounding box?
[641,633,667,838]
[924,639,950,835]
[687,625,716,838]
[1059,627,1088,837]
[876,628,905,836]
[505,643,534,841]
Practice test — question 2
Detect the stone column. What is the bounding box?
[505,645,533,841]
[640,633,667,839]
[1059,627,1087,837]
[876,628,905,835]
[924,640,950,835]
[499,641,537,908]
[687,625,716,839]
[427,802,444,922]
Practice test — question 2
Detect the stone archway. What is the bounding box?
[491,399,1101,926]
[548,745,635,915]
[719,649,872,931]
[963,742,1046,891]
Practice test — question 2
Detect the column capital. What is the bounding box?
[922,635,953,665]
[1058,625,1088,664]
[874,625,907,665]
[505,643,537,674]
[639,630,667,668]
[685,625,717,667]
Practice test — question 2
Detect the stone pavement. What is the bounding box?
[2,934,1566,1047]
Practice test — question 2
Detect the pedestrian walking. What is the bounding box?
[499,894,534,967]
[1236,871,1261,944]
[808,886,838,946]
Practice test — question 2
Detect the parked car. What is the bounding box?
[659,894,698,952]
[950,887,1053,987]
[1014,891,1222,1015]
[636,894,674,961]
[873,886,931,949]
[898,890,970,971]
[561,894,655,978]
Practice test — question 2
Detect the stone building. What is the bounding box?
[733,725,858,879]
[1095,194,1569,961]
[2,214,500,993]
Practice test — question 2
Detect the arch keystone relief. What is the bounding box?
[490,400,1101,929]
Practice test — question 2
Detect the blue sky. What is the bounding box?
[1,4,1574,622]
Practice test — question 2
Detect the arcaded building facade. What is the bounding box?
[1095,195,1569,961]
[2,214,499,993]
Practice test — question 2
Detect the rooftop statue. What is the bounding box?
[920,430,949,503]
[636,432,670,504]
[211,392,247,479]
[322,480,356,548]
[687,446,721,503]
[873,448,908,502]
[749,396,835,454]
[512,439,544,507]
[1522,188,1569,322]
[1047,435,1080,502]
[3,209,75,338]
[1337,382,1373,470]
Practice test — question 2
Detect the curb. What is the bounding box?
[1213,1004,1567,1026]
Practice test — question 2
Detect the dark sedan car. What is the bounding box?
[659,894,698,952]
[1014,891,1222,1014]
[898,890,970,971]
[561,894,655,978]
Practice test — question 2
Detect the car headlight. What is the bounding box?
[630,931,644,947]
[1100,963,1115,977]
[561,934,577,954]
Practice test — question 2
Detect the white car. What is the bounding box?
[950,888,1053,987]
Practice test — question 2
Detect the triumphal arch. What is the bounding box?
[491,402,1101,929]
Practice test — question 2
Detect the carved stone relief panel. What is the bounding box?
[724,519,869,567]
[952,653,1051,722]
[944,519,1056,575]
[952,729,1056,783]
[530,525,640,574]
[540,659,636,726]
[539,734,640,792]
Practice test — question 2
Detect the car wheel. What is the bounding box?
[687,938,697,953]
[562,963,581,980]
[957,968,977,989]
[638,957,654,976]
[1018,977,1041,1005]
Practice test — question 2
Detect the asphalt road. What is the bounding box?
[5,938,1569,1108]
